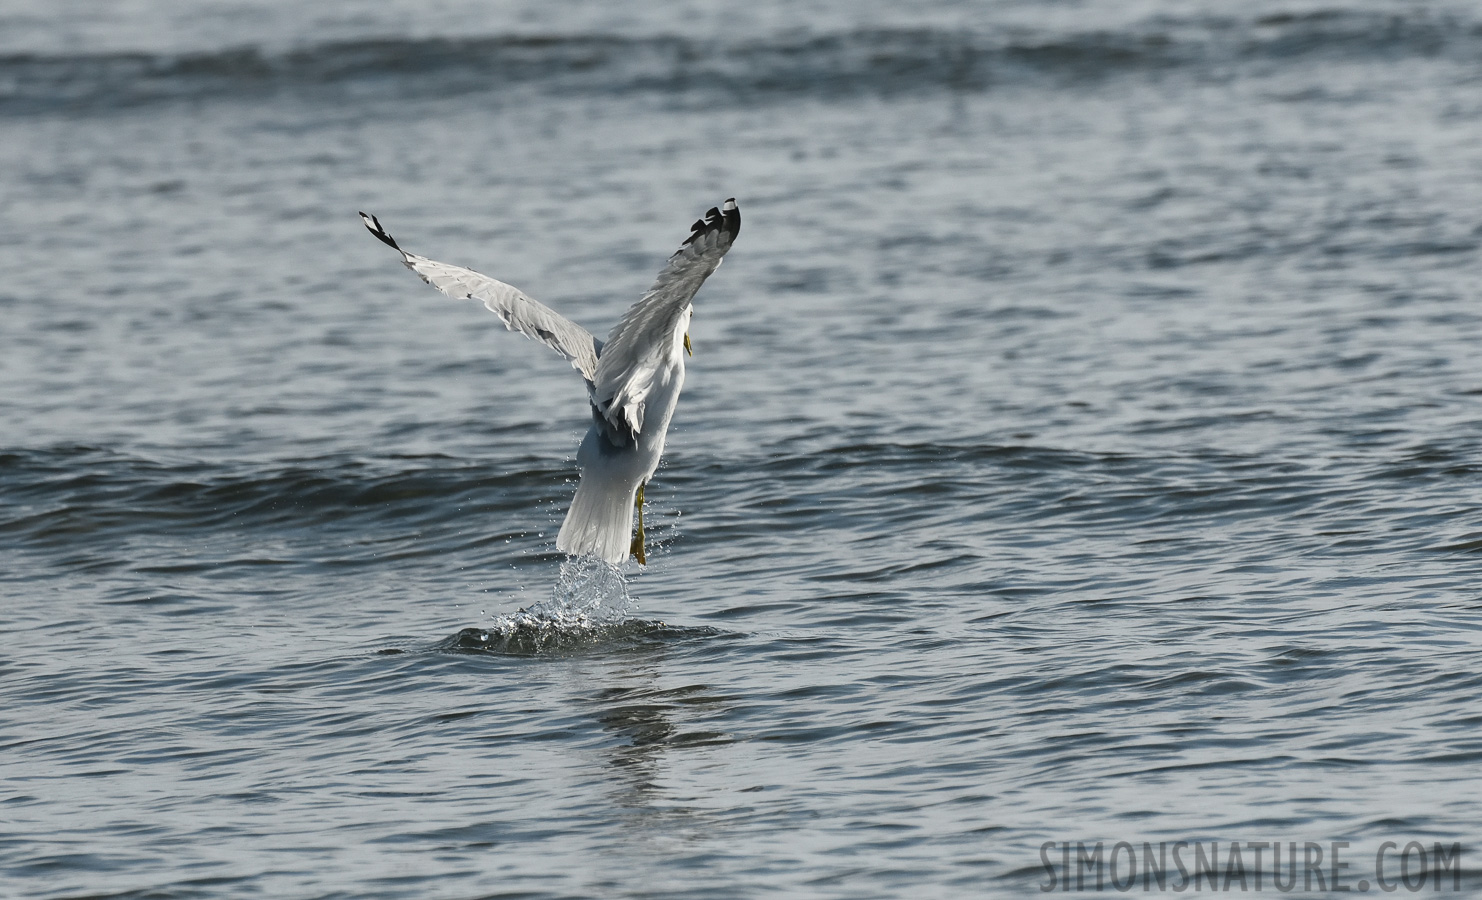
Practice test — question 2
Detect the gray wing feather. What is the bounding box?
[360,212,600,383]
[591,199,740,440]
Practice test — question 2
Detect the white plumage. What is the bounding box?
[360,199,740,566]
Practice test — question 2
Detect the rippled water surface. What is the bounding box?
[6,1,1482,897]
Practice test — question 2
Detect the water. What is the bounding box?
[5,1,1482,896]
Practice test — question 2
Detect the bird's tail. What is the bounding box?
[556,475,636,567]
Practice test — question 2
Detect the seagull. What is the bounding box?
[360,199,740,567]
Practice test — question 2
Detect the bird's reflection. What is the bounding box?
[576,638,737,833]
[440,605,739,837]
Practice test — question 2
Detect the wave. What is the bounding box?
[4,433,1474,574]
[0,445,566,546]
[0,440,1132,551]
[1,10,1475,114]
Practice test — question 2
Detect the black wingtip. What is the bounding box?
[359,211,401,251]
[681,198,741,246]
[721,198,740,238]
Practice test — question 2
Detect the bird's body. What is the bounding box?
[360,201,738,566]
[560,304,689,564]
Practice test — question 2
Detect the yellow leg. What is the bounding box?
[683,333,692,357]
[629,482,647,565]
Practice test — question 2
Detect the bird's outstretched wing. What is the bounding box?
[592,199,740,442]
[360,212,600,383]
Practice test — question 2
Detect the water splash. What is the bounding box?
[527,555,635,626]
[442,556,637,655]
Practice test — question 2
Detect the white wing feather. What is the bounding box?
[360,212,600,383]
[592,199,740,440]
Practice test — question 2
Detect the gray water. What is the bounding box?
[5,1,1482,897]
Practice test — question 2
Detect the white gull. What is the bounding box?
[360,199,740,566]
